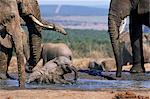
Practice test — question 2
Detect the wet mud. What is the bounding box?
[0,70,150,91]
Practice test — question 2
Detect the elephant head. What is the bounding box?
[16,0,67,71]
[54,56,78,81]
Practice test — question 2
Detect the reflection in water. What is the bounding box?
[0,79,150,90]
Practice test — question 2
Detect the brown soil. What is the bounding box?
[0,90,149,99]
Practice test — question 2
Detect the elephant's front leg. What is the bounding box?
[6,21,26,88]
[129,13,145,73]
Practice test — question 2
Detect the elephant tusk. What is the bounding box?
[29,15,67,35]
[29,15,53,29]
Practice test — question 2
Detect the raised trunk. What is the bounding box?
[70,66,78,81]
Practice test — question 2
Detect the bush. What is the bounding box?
[42,29,113,58]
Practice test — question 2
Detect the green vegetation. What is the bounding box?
[42,29,113,58]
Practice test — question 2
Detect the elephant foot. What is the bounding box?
[116,72,122,77]
[130,64,145,73]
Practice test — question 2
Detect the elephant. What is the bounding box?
[119,32,150,64]
[27,56,78,84]
[26,43,73,72]
[42,43,73,65]
[88,58,116,71]
[0,27,67,80]
[0,31,29,80]
[0,0,67,87]
[0,0,28,87]
[108,0,150,77]
[16,0,67,71]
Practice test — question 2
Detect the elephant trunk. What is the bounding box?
[29,15,67,35]
[108,11,123,77]
[70,66,78,81]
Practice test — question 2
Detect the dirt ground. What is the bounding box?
[0,90,149,99]
[0,56,150,99]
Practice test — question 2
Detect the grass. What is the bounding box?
[42,29,113,58]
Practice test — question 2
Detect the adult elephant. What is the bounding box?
[16,0,67,71]
[108,0,150,77]
[0,0,27,87]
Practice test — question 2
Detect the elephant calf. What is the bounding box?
[42,43,73,65]
[26,43,73,72]
[27,56,78,84]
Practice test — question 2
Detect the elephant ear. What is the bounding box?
[53,56,73,73]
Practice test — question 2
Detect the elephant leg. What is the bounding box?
[22,16,42,72]
[19,0,42,72]
[6,21,26,88]
[129,13,145,73]
[6,48,15,80]
[0,51,7,79]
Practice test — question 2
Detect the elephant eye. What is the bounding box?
[64,64,69,66]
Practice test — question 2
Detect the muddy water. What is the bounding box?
[0,79,150,90]
[0,71,150,90]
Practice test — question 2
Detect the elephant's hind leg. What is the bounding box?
[129,13,145,73]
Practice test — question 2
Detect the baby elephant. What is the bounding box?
[27,56,78,84]
[26,43,73,72]
[42,43,73,65]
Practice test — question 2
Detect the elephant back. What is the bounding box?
[42,43,73,62]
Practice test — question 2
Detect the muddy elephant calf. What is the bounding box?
[27,56,78,84]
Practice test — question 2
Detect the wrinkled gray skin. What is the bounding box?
[42,43,73,65]
[27,56,78,84]
[108,0,150,77]
[16,0,67,73]
[0,0,26,87]
[0,31,29,80]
